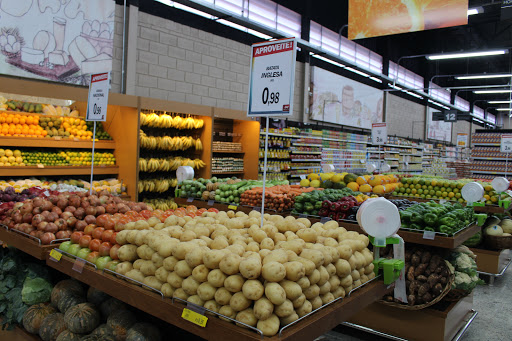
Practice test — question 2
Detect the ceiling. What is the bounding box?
[274,0,512,114]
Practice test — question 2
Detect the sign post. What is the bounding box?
[372,123,387,172]
[248,38,296,226]
[86,72,110,194]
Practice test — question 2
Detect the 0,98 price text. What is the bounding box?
[262,87,279,105]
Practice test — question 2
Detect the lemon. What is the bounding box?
[308,173,320,181]
[300,178,310,187]
[310,180,321,188]
[331,174,342,183]
[4,149,13,157]
[13,150,21,157]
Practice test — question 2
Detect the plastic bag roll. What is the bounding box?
[491,177,509,192]
[357,197,400,238]
[177,166,194,183]
[461,182,484,203]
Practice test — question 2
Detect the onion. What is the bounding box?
[47,195,59,205]
[41,211,51,219]
[41,232,56,245]
[47,212,59,222]
[22,213,33,224]
[57,198,68,210]
[75,220,87,231]
[54,218,67,230]
[32,197,44,208]
[51,206,62,215]
[95,206,106,215]
[20,202,33,215]
[64,206,76,213]
[32,207,42,215]
[81,200,90,209]
[106,203,118,214]
[74,207,85,220]
[18,223,31,233]
[56,230,71,239]
[29,230,38,237]
[66,216,77,228]
[113,196,122,204]
[84,215,96,225]
[61,211,73,220]
[45,222,58,233]
[117,204,129,214]
[13,212,23,224]
[85,206,97,216]
[77,192,87,198]
[37,221,48,231]
[41,200,53,211]
[68,195,81,208]
[99,196,109,205]
[34,230,44,239]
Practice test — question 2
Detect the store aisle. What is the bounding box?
[320,264,512,341]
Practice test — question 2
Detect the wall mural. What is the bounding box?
[427,107,452,142]
[0,0,115,86]
[310,66,384,130]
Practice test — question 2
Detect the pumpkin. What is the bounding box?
[91,324,114,336]
[58,293,87,314]
[23,303,57,334]
[64,303,100,334]
[206,183,215,191]
[107,310,137,340]
[126,323,161,341]
[39,313,66,341]
[202,191,209,200]
[51,280,85,308]
[79,335,116,341]
[100,298,128,320]
[56,330,83,341]
[86,287,110,306]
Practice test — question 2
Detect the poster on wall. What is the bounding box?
[0,0,115,86]
[310,66,384,130]
[348,0,468,40]
[427,107,452,142]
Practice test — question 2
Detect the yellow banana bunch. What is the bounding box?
[144,197,178,211]
[139,157,206,172]
[140,112,205,130]
[138,178,178,193]
[195,139,203,151]
[139,132,202,152]
[139,158,148,172]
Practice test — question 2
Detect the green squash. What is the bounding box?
[58,293,87,314]
[107,310,137,340]
[39,313,66,341]
[86,287,110,306]
[80,335,116,341]
[56,330,83,341]
[126,323,161,341]
[100,297,128,320]
[64,303,100,334]
[90,323,114,337]
[51,280,85,308]
[23,303,57,334]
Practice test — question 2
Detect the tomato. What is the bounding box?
[110,232,118,245]
[86,251,100,264]
[140,210,153,219]
[207,208,219,213]
[113,213,124,220]
[84,224,96,236]
[175,207,186,214]
[98,242,112,257]
[89,238,102,252]
[174,211,185,217]
[70,231,83,244]
[103,217,115,230]
[79,235,92,248]
[92,227,105,240]
[186,205,197,213]
[186,212,196,218]
[110,244,121,260]
[102,229,115,243]
[96,214,109,227]
[125,210,139,217]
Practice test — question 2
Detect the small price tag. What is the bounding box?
[253,206,261,211]
[439,199,447,204]
[506,190,512,198]
[320,217,331,223]
[187,197,194,203]
[299,214,307,218]
[54,136,62,140]
[207,200,214,206]
[74,138,80,141]
[72,258,86,273]
[228,205,238,211]
[37,164,45,168]
[49,249,62,262]
[423,230,436,240]
[182,308,208,327]
[299,175,306,180]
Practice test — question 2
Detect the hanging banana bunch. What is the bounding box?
[140,111,205,130]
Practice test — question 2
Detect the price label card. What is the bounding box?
[37,164,45,168]
[247,38,297,117]
[207,200,214,206]
[54,136,62,141]
[501,135,512,153]
[423,230,436,240]
[228,205,238,211]
[86,73,110,122]
[253,206,261,211]
[182,308,208,327]
[72,258,86,273]
[456,133,468,147]
[372,123,387,145]
[439,199,447,204]
[187,197,194,203]
[49,249,62,262]
[320,217,331,223]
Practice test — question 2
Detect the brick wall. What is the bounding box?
[451,120,470,145]
[386,94,426,139]
[111,4,124,93]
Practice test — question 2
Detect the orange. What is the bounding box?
[5,116,12,123]
[19,118,25,125]
[26,117,33,125]
[12,118,19,124]
[41,130,47,136]
[28,129,34,135]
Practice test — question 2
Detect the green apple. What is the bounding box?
[76,248,91,260]
[96,256,113,270]
[59,241,72,253]
[105,260,120,272]
[68,244,81,256]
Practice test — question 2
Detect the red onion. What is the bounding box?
[66,216,77,228]
[51,206,62,215]
[41,232,56,245]
[64,206,76,213]
[75,220,87,231]
[37,221,48,231]
[47,195,59,205]
[84,215,96,225]
[22,213,33,224]
[20,202,33,215]
[95,206,106,215]
[56,198,68,210]
[54,218,67,231]
[45,222,58,233]
[74,207,85,220]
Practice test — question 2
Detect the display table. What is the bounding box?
[470,248,512,285]
[0,226,60,260]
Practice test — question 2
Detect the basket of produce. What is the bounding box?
[444,246,484,301]
[483,216,512,250]
[381,247,454,310]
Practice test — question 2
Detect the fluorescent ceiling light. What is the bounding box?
[344,67,370,78]
[496,108,512,111]
[456,73,512,80]
[474,89,512,94]
[426,50,507,60]
[247,29,273,40]
[467,8,479,16]
[310,53,345,68]
[489,100,512,104]
[369,77,382,83]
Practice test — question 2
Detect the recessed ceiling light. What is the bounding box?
[496,108,512,111]
[474,89,512,94]
[467,8,479,16]
[456,73,512,80]
[427,50,507,60]
[489,100,512,104]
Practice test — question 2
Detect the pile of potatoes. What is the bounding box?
[114,210,375,336]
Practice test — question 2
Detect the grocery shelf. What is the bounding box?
[399,161,422,164]
[212,150,245,154]
[322,148,366,152]
[471,170,512,175]
[259,132,297,138]
[472,143,500,146]
[293,143,323,147]
[0,136,116,149]
[291,159,322,162]
[291,151,323,154]
[367,151,400,154]
[0,165,119,176]
[291,166,323,170]
[0,226,61,260]
[472,157,510,161]
[46,253,391,341]
[385,158,399,161]
[211,171,244,175]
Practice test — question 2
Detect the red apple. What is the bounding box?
[102,229,114,243]
[89,238,102,252]
[110,244,120,260]
[86,251,100,264]
[92,227,105,240]
[84,224,96,236]
[99,242,112,257]
[79,235,92,248]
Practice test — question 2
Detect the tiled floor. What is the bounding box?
[320,263,512,341]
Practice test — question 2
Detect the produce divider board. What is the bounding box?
[0,226,60,260]
[385,195,509,214]
[46,254,392,341]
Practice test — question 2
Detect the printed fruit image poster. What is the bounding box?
[310,66,383,130]
[0,0,115,86]
[427,107,452,142]
[348,0,468,40]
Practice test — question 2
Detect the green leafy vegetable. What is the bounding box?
[22,277,52,306]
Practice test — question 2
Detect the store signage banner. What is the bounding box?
[247,38,297,117]
[310,67,384,129]
[456,133,468,147]
[427,107,452,142]
[86,73,109,122]
[0,0,115,86]
[348,0,468,40]
[501,135,512,153]
[372,123,387,145]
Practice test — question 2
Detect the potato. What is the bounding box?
[136,245,153,260]
[118,245,138,262]
[219,253,242,275]
[203,270,224,289]
[140,261,157,276]
[224,274,245,293]
[281,261,305,282]
[161,283,175,297]
[296,300,312,317]
[246,241,260,252]
[204,300,220,314]
[263,249,288,264]
[340,274,353,288]
[235,308,258,328]
[214,288,233,305]
[173,242,195,260]
[185,247,205,267]
[151,253,165,268]
[280,312,299,326]
[297,229,317,243]
[187,295,205,307]
[192,265,210,283]
[175,260,193,278]
[292,294,306,309]
[353,279,362,288]
[239,257,262,279]
[180,230,197,242]
[321,292,335,305]
[296,258,315,276]
[167,272,183,288]
[351,269,361,281]
[133,259,145,270]
[317,266,329,286]
[197,282,217,301]
[242,280,264,301]
[126,269,144,283]
[115,261,133,275]
[265,282,286,306]
[155,267,170,283]
[143,276,163,290]
[365,263,375,275]
[219,305,236,321]
[274,233,286,243]
[335,259,352,278]
[333,286,345,299]
[163,256,179,271]
[368,272,376,280]
[308,269,320,285]
[360,274,369,283]
[279,280,302,300]
[348,255,357,271]
[259,249,272,259]
[116,230,129,245]
[211,236,229,250]
[303,284,320,300]
[135,230,150,246]
[274,299,294,318]
[227,244,245,257]
[297,277,310,290]
[173,288,189,301]
[203,250,225,269]
[154,238,176,258]
[329,276,340,291]
[183,276,200,295]
[126,230,138,244]
[310,296,323,310]
[262,261,286,282]
[284,231,298,241]
[300,249,324,268]
[337,245,353,260]
[230,292,251,312]
[253,297,274,320]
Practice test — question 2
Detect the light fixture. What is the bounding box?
[467,8,480,16]
[489,100,512,104]
[474,89,512,94]
[456,73,512,80]
[344,67,370,78]
[426,50,507,60]
[496,108,512,111]
[310,53,345,68]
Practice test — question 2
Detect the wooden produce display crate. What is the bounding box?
[0,226,61,260]
[46,254,392,341]
[346,295,475,341]
[469,248,511,274]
